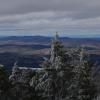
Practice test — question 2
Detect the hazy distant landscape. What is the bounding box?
[0,36,99,71]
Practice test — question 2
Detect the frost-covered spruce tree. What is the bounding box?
[63,48,85,100]
[77,57,97,100]
[70,48,97,100]
[40,33,74,100]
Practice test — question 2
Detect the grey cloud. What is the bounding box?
[0,0,100,18]
[0,0,100,36]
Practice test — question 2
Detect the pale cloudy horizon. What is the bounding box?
[0,0,100,37]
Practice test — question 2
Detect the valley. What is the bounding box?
[0,36,100,71]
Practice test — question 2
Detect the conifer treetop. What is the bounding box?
[50,32,61,63]
[54,32,59,41]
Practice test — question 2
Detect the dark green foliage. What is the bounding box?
[0,65,11,100]
[10,83,35,100]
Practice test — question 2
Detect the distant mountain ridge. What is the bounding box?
[0,36,52,43]
[0,36,100,43]
[0,36,100,47]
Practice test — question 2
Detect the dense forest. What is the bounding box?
[0,34,99,100]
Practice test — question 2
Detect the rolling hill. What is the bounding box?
[0,36,99,71]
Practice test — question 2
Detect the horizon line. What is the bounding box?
[0,35,100,38]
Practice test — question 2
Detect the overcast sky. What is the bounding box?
[0,0,100,37]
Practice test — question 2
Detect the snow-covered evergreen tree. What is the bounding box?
[70,48,97,100]
[77,58,97,100]
[39,33,75,100]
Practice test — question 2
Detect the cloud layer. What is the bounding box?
[0,0,100,37]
